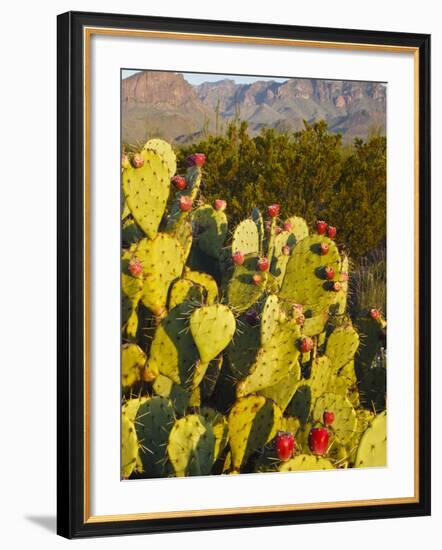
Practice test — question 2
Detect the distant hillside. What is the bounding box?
[122,71,386,145]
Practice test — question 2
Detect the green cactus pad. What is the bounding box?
[227,254,267,313]
[192,205,228,259]
[200,356,223,400]
[358,362,386,412]
[166,166,203,229]
[237,319,301,396]
[167,415,216,477]
[184,270,218,304]
[200,408,229,461]
[355,411,387,468]
[313,392,357,444]
[152,374,190,417]
[251,207,264,253]
[228,395,282,470]
[121,343,146,390]
[308,355,334,404]
[326,324,360,374]
[144,138,176,177]
[122,217,144,246]
[135,396,175,478]
[145,302,199,388]
[190,304,236,364]
[354,315,384,371]
[260,294,284,345]
[121,410,141,478]
[134,234,184,316]
[122,149,170,239]
[170,220,193,263]
[168,278,203,309]
[285,384,312,425]
[279,454,334,472]
[259,363,301,411]
[279,235,341,316]
[232,219,260,256]
[226,320,260,380]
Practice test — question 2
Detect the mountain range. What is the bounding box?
[122,71,386,145]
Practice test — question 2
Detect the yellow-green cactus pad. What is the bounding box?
[232,218,260,256]
[190,304,236,364]
[355,411,387,468]
[308,355,334,404]
[152,374,190,417]
[260,294,285,345]
[279,235,341,316]
[237,320,301,396]
[167,415,216,477]
[259,363,301,411]
[313,392,357,444]
[121,410,141,478]
[168,278,203,310]
[200,408,229,461]
[146,301,199,388]
[326,324,360,373]
[121,343,146,390]
[279,454,334,472]
[144,138,176,177]
[184,269,219,304]
[122,149,170,239]
[134,234,184,316]
[228,395,282,470]
[227,254,267,313]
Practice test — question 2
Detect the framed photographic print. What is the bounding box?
[57,11,431,538]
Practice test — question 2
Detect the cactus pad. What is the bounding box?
[192,205,228,259]
[279,454,333,472]
[184,269,219,304]
[134,397,175,478]
[190,304,236,363]
[134,234,184,316]
[122,149,170,239]
[121,410,141,478]
[355,411,387,468]
[259,364,301,411]
[227,254,267,313]
[279,235,341,316]
[144,138,176,177]
[313,392,357,444]
[326,324,360,373]
[260,294,284,345]
[152,374,190,417]
[121,343,146,390]
[237,320,301,396]
[228,395,282,470]
[285,384,312,425]
[167,415,216,477]
[145,302,199,388]
[168,278,203,309]
[232,219,260,256]
[200,408,229,461]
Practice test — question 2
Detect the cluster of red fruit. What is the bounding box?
[274,410,335,461]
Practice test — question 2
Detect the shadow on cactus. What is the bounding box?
[121,138,387,479]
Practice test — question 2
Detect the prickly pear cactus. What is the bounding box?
[120,139,387,480]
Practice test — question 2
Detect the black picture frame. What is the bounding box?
[57,10,431,539]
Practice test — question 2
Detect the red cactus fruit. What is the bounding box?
[171,175,186,190]
[316,220,327,234]
[179,195,193,212]
[282,245,291,256]
[268,204,280,218]
[370,308,381,320]
[214,199,227,211]
[186,153,206,167]
[327,225,337,239]
[299,337,314,353]
[324,266,335,280]
[283,221,292,232]
[128,257,142,278]
[232,251,245,266]
[308,427,329,456]
[323,410,335,426]
[275,432,295,462]
[252,274,262,286]
[257,257,269,272]
[132,153,144,168]
[320,242,330,255]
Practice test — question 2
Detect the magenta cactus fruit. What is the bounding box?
[128,257,142,278]
[187,153,206,167]
[283,221,292,232]
[171,175,186,190]
[267,204,280,218]
[257,257,269,272]
[299,337,314,353]
[214,199,227,211]
[370,308,381,320]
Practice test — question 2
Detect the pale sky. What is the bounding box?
[121,69,287,85]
